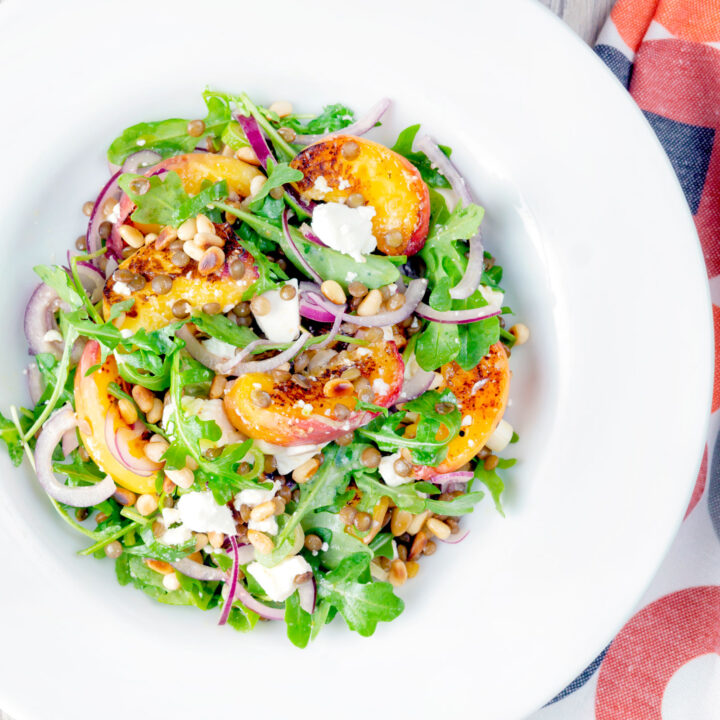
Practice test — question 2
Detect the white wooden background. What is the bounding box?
[0,2,612,719]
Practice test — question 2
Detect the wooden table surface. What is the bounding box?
[0,2,612,720]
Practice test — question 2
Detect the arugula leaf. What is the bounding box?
[414,321,460,379]
[316,553,404,637]
[368,532,394,560]
[473,457,515,516]
[107,92,232,166]
[123,529,197,562]
[235,225,289,299]
[358,389,461,466]
[52,454,106,485]
[33,265,84,310]
[281,103,355,135]
[456,316,500,371]
[425,491,485,516]
[391,125,452,188]
[227,604,260,633]
[285,590,313,649]
[191,312,259,348]
[354,472,426,514]
[248,159,303,212]
[354,399,389,416]
[118,171,227,228]
[108,298,136,321]
[277,443,366,546]
[0,410,25,466]
[302,511,371,570]
[61,309,124,350]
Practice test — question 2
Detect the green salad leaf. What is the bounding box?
[33,265,85,310]
[391,124,452,188]
[284,590,313,649]
[191,311,259,348]
[280,103,355,135]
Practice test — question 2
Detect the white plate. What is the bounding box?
[0,0,711,718]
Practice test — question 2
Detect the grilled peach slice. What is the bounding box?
[414,343,510,478]
[74,341,161,494]
[290,135,430,256]
[103,223,257,333]
[224,342,404,446]
[112,152,262,247]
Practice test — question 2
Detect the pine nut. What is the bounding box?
[132,385,154,414]
[321,280,346,305]
[195,533,209,551]
[105,541,123,559]
[183,240,204,262]
[118,224,145,249]
[292,456,321,484]
[144,439,168,463]
[146,559,173,575]
[162,573,181,591]
[406,560,420,578]
[250,175,266,197]
[155,226,178,250]
[407,511,430,536]
[136,493,158,517]
[165,467,194,489]
[193,231,224,249]
[509,323,530,345]
[185,456,199,471]
[118,397,138,425]
[269,100,293,117]
[198,246,225,275]
[82,200,94,216]
[425,517,451,540]
[408,530,428,560]
[209,375,226,399]
[250,500,276,522]
[357,289,382,316]
[391,508,412,536]
[208,531,225,549]
[248,529,274,554]
[113,487,137,507]
[147,397,163,424]
[195,214,215,235]
[388,559,408,587]
[236,146,260,166]
[323,378,354,398]
[177,218,197,241]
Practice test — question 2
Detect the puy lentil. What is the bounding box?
[342,141,360,160]
[304,534,323,553]
[279,284,297,301]
[171,250,190,268]
[98,221,112,240]
[171,300,191,319]
[346,193,364,208]
[250,295,271,316]
[75,235,87,251]
[354,511,372,532]
[105,541,123,559]
[338,505,357,525]
[360,446,381,469]
[484,454,500,471]
[251,389,272,408]
[187,119,205,137]
[202,302,221,315]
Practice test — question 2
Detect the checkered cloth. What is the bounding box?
[529,1,720,717]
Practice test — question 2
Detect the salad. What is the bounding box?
[1,90,528,645]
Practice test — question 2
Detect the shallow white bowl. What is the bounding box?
[0,0,711,718]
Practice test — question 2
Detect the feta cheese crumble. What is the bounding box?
[247,556,313,602]
[379,452,414,487]
[176,490,237,535]
[252,279,300,343]
[234,480,280,509]
[311,202,377,262]
[254,440,328,475]
[313,175,332,195]
[479,284,504,308]
[113,281,132,296]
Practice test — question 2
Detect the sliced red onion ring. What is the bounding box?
[61,429,79,458]
[399,368,435,402]
[415,302,500,325]
[315,307,344,349]
[415,133,472,207]
[299,300,336,323]
[86,170,122,264]
[294,97,392,145]
[282,209,322,283]
[299,224,326,246]
[217,332,310,376]
[233,583,285,621]
[449,235,484,301]
[219,536,241,625]
[297,578,316,614]
[26,363,43,405]
[74,261,106,304]
[439,530,470,545]
[24,283,69,358]
[35,406,116,506]
[236,113,274,170]
[176,326,233,372]
[430,471,473,485]
[170,558,225,582]
[121,149,162,174]
[104,415,161,477]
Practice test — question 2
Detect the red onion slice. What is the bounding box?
[297,578,316,614]
[430,471,473,485]
[299,225,326,246]
[340,279,427,327]
[61,429,79,458]
[399,368,435,402]
[26,363,43,405]
[219,535,241,626]
[415,133,472,207]
[74,261,106,304]
[282,209,322,283]
[299,300,336,323]
[449,235,484,301]
[415,302,500,325]
[217,331,310,377]
[171,558,226,582]
[314,307,344,349]
[439,530,470,545]
[104,415,161,477]
[24,283,69,358]
[235,113,274,170]
[121,149,162,174]
[86,170,122,264]
[176,326,233,372]
[35,406,116,507]
[294,98,392,145]
[233,583,285,621]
